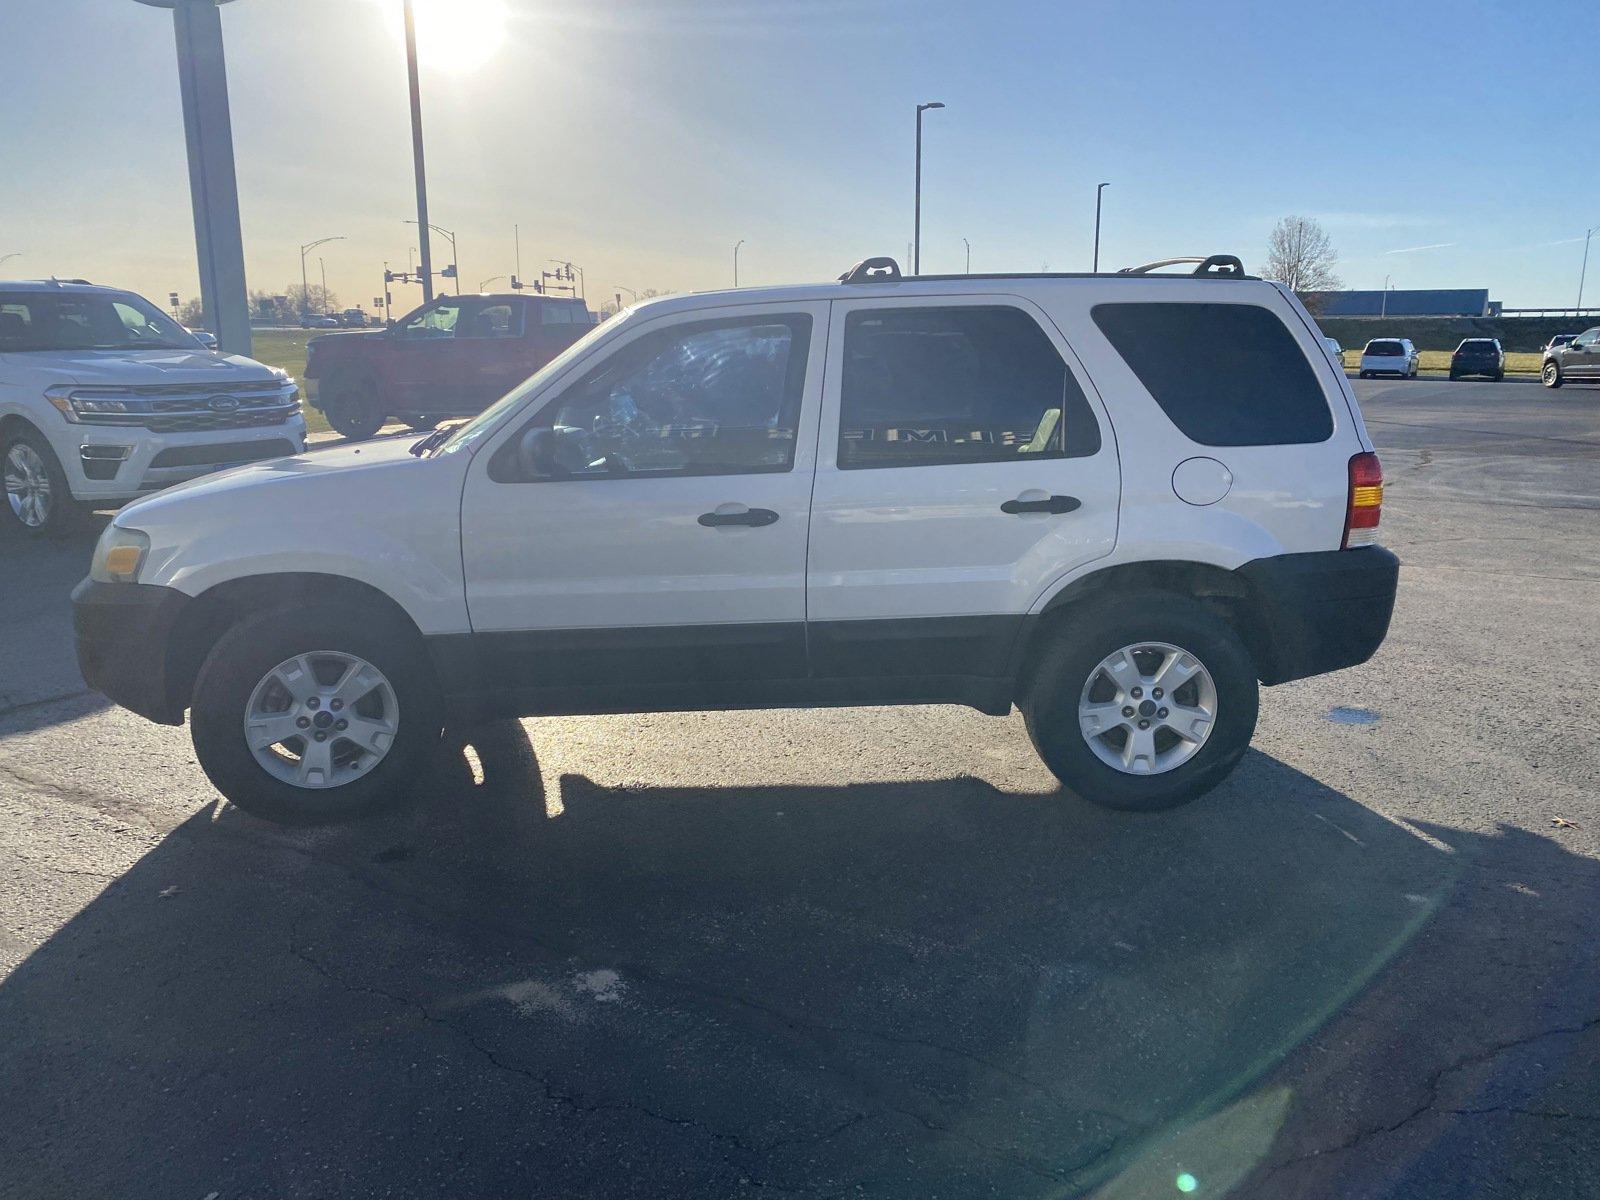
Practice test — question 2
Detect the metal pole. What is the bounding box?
[300,249,310,318]
[734,239,744,287]
[1381,274,1390,319]
[1093,182,1108,272]
[1578,227,1594,317]
[153,0,251,356]
[913,109,922,275]
[962,237,970,273]
[318,257,327,312]
[403,0,434,303]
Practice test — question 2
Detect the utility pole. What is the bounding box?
[403,0,434,302]
[1578,226,1596,317]
[913,101,944,275]
[1093,182,1109,272]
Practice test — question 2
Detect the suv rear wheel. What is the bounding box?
[1024,593,1258,811]
[3,428,87,537]
[321,371,386,441]
[190,603,443,824]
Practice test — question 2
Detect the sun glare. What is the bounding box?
[386,0,508,75]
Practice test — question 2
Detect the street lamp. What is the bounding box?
[405,220,458,293]
[1381,274,1393,319]
[0,252,20,268]
[479,274,506,291]
[913,101,945,275]
[299,235,343,316]
[734,238,745,287]
[403,0,434,302]
[962,237,970,274]
[1578,226,1597,317]
[318,257,328,313]
[1093,182,1109,272]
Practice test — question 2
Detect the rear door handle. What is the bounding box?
[698,507,779,528]
[1001,494,1081,515]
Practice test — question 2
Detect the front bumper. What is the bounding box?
[58,418,307,502]
[1237,547,1400,685]
[71,578,191,724]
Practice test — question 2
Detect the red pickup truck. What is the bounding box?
[304,293,594,440]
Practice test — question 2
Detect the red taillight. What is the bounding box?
[1344,452,1383,548]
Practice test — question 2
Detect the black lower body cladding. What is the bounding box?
[1236,547,1399,685]
[71,579,192,724]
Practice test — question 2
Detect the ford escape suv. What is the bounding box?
[1,280,304,534]
[73,255,1398,824]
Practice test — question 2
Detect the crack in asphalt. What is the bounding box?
[1261,1012,1600,1177]
[284,930,872,1194]
[0,687,97,721]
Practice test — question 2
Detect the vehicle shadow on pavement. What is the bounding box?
[0,517,111,731]
[2,721,1596,1198]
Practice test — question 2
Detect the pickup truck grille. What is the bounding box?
[56,380,300,431]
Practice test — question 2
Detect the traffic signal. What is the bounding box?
[510,275,522,290]
[383,269,395,284]
[441,264,457,279]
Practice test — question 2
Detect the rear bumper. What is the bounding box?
[71,578,191,724]
[1237,547,1400,685]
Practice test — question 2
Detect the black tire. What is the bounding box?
[2,427,88,537]
[1358,371,1369,379]
[190,603,443,825]
[321,371,386,441]
[1493,371,1504,382]
[1448,371,1459,381]
[1543,360,1563,389]
[1023,592,1259,812]
[403,415,438,433]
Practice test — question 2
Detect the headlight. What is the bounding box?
[89,526,151,585]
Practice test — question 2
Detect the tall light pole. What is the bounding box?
[479,274,506,292]
[962,237,971,273]
[913,101,945,275]
[403,0,434,302]
[133,0,251,355]
[733,238,745,287]
[299,235,343,317]
[1578,226,1597,317]
[405,220,458,293]
[318,257,328,313]
[0,252,20,268]
[1093,182,1109,272]
[1381,274,1392,319]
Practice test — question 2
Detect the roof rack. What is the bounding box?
[1118,255,1246,278]
[839,257,903,283]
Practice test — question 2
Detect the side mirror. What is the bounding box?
[517,426,565,478]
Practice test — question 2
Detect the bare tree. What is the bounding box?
[175,297,205,328]
[1262,216,1342,299]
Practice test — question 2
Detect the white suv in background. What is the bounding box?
[73,255,1398,824]
[1358,337,1420,379]
[1,280,305,534]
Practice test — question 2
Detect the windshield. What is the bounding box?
[432,310,631,457]
[0,290,202,352]
[1365,341,1403,356]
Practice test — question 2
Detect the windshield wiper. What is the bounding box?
[409,421,465,457]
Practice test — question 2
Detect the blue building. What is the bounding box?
[1304,289,1494,317]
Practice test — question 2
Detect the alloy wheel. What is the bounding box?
[4,442,53,529]
[244,650,400,789]
[1077,641,1218,775]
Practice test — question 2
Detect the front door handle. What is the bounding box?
[1001,494,1081,515]
[698,507,779,528]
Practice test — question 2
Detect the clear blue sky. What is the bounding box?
[2,0,1596,314]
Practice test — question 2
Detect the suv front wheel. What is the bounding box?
[3,428,87,537]
[1542,360,1563,389]
[190,603,443,824]
[1024,593,1258,811]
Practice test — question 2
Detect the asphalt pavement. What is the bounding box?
[2,377,1598,1199]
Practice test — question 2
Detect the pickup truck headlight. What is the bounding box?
[89,526,151,585]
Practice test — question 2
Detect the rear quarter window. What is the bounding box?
[1091,301,1334,446]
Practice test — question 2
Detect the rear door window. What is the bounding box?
[1092,302,1333,446]
[837,305,1100,469]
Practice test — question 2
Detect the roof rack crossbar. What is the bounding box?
[1117,254,1246,277]
[839,257,903,283]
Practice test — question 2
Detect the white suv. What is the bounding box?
[1357,337,1420,379]
[73,255,1398,823]
[1,281,304,534]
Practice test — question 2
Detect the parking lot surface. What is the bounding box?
[2,378,1598,1198]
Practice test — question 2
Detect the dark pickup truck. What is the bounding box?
[304,293,594,440]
